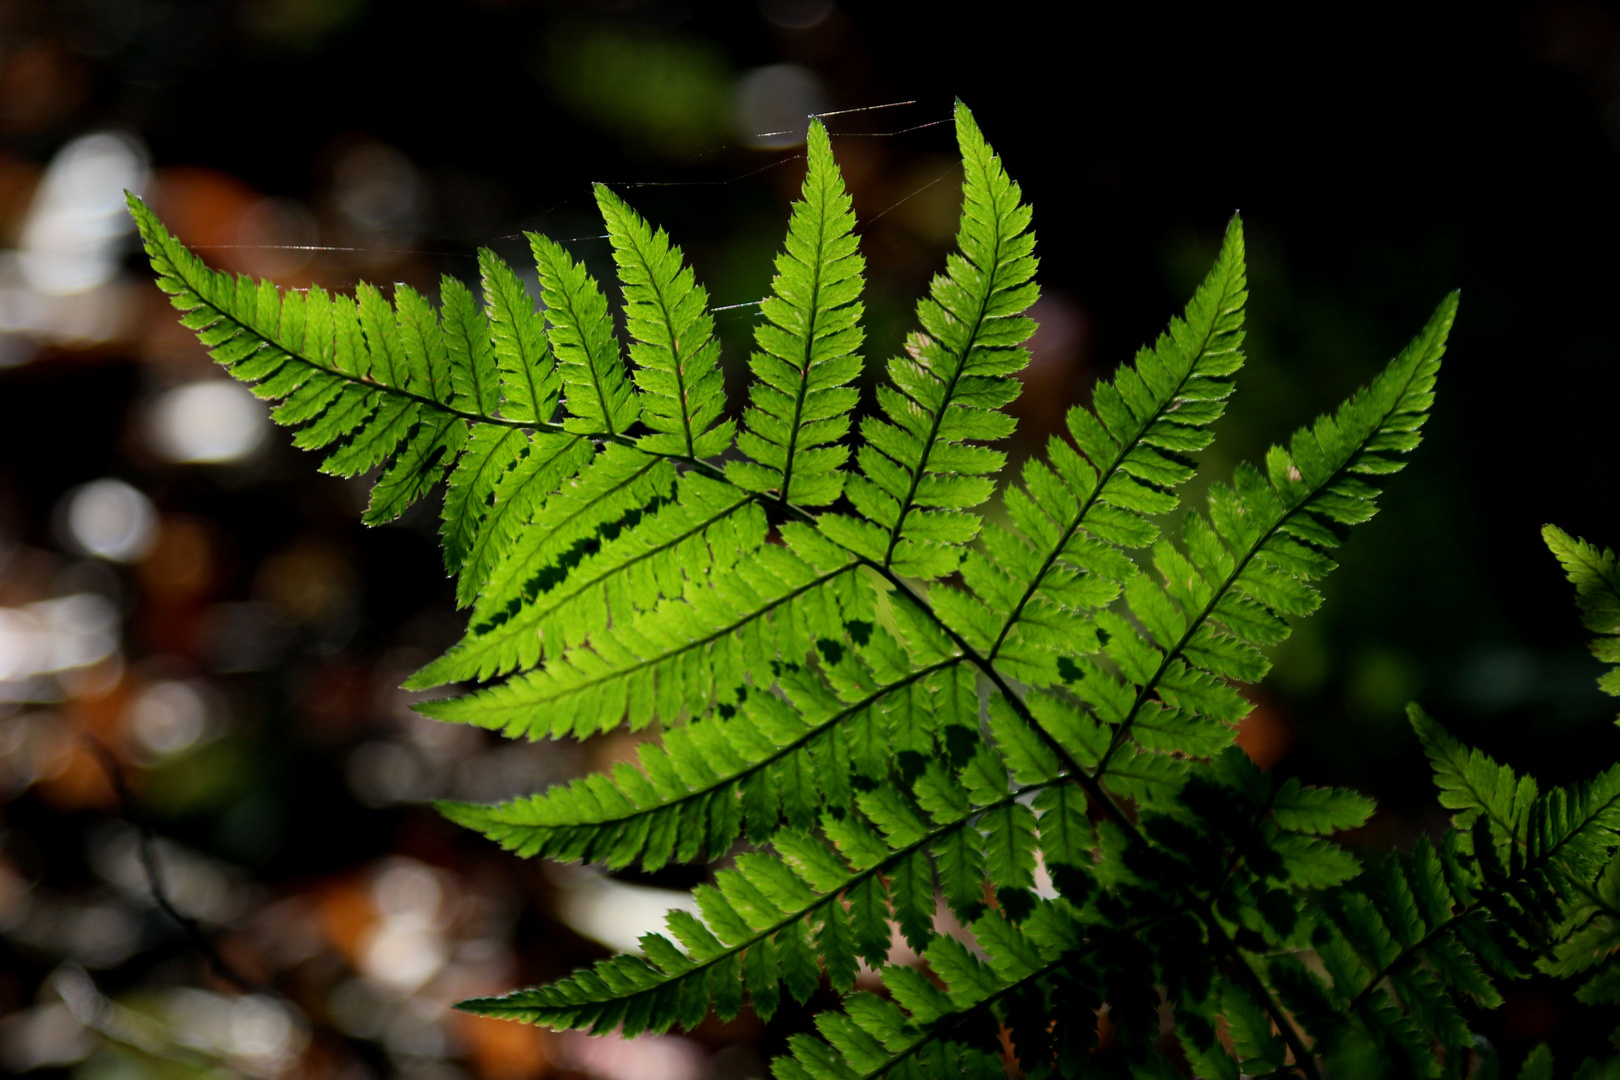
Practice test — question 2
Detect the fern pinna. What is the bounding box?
[132,101,1620,1078]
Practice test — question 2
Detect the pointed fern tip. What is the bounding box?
[407,695,460,720]
[1407,703,1453,755]
[431,799,485,827]
[953,97,978,131]
[125,192,159,236]
[452,995,524,1018]
[402,653,460,692]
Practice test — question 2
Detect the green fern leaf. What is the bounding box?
[140,103,1616,1080]
[440,426,529,591]
[393,282,456,404]
[436,647,960,870]
[458,786,1045,1037]
[818,101,1038,580]
[449,432,595,610]
[129,193,511,531]
[727,119,865,507]
[413,465,760,686]
[1269,778,1376,835]
[956,215,1247,687]
[478,247,560,424]
[774,902,1085,1080]
[1321,720,1620,1063]
[596,184,734,458]
[1544,524,1620,706]
[527,232,640,436]
[414,523,865,736]
[1079,292,1458,782]
[1409,703,1537,838]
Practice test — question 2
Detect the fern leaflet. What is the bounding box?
[819,101,1038,580]
[727,119,865,507]
[1545,524,1620,709]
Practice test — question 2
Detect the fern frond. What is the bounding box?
[939,216,1247,686]
[414,523,866,737]
[596,184,734,458]
[479,247,560,425]
[412,463,751,687]
[1302,716,1620,1070]
[819,101,1038,580]
[458,781,1054,1035]
[128,193,583,535]
[1078,293,1458,779]
[126,191,607,618]
[527,232,640,436]
[1410,703,1537,841]
[135,105,1561,1079]
[449,442,670,683]
[1270,777,1378,835]
[416,136,866,690]
[1262,837,1488,1074]
[1542,857,1620,1005]
[1544,524,1620,708]
[441,424,528,586]
[447,430,591,608]
[437,646,966,871]
[434,253,569,599]
[774,902,1174,1080]
[727,119,865,507]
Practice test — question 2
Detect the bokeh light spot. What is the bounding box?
[732,63,827,148]
[147,379,268,464]
[62,478,157,561]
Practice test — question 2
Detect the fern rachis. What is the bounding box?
[133,100,1620,1078]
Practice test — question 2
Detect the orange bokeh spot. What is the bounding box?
[315,879,378,964]
[1234,696,1292,770]
[453,1011,551,1080]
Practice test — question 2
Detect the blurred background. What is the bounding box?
[1,1,1619,1076]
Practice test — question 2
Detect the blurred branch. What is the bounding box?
[78,732,262,994]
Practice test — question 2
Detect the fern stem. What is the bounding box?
[660,459,1134,830]
[1193,790,1324,1079]
[859,558,1127,821]
[641,455,1116,819]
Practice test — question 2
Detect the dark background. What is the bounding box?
[1,1,1617,1077]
